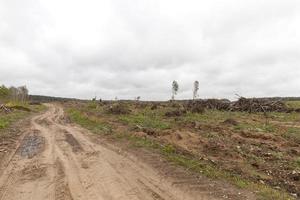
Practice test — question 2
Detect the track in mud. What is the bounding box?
[0,104,217,200]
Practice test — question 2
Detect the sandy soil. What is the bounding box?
[0,104,224,200]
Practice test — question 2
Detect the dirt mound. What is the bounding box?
[106,103,131,114]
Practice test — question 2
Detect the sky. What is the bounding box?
[0,0,300,100]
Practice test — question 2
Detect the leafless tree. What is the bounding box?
[9,86,18,102]
[9,86,28,102]
[18,86,28,102]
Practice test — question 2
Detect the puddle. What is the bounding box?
[18,133,45,158]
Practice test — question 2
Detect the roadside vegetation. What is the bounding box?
[0,84,46,134]
[64,100,300,200]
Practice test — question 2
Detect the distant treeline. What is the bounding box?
[254,97,300,101]
[0,85,29,103]
[29,95,300,103]
[29,95,84,103]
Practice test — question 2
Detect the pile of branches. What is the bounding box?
[184,99,230,113]
[230,97,291,113]
[0,104,12,113]
[184,98,293,113]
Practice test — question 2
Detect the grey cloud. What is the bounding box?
[0,0,300,100]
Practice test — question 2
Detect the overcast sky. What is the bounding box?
[0,0,299,100]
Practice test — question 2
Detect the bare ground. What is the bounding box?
[0,104,255,200]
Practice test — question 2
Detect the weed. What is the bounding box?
[283,127,300,143]
[67,108,112,134]
[119,114,170,130]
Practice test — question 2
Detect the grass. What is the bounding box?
[119,113,170,130]
[66,107,294,200]
[0,103,46,133]
[295,157,300,169]
[67,108,112,134]
[181,110,250,123]
[283,127,300,143]
[286,101,300,109]
[0,112,27,129]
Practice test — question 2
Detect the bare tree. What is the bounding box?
[18,86,28,102]
[172,80,179,100]
[193,81,199,100]
[9,86,28,103]
[9,86,18,102]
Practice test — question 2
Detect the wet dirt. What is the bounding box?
[18,131,45,158]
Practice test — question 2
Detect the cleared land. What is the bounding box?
[64,100,300,199]
[0,100,299,200]
[0,104,254,200]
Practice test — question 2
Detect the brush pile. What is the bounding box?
[185,99,229,113]
[230,97,291,113]
[184,98,292,113]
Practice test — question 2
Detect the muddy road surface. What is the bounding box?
[0,104,223,200]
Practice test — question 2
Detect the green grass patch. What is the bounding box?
[234,122,277,133]
[119,113,170,130]
[0,111,27,130]
[0,103,46,132]
[286,101,300,109]
[67,108,112,134]
[283,127,300,143]
[295,157,300,169]
[181,110,249,123]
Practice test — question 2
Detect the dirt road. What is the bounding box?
[0,104,253,200]
[0,104,221,200]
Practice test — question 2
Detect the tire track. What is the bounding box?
[0,103,252,200]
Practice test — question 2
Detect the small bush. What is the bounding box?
[165,109,186,117]
[106,103,131,115]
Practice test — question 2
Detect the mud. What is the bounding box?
[18,132,45,158]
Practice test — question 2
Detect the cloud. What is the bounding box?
[0,0,299,100]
